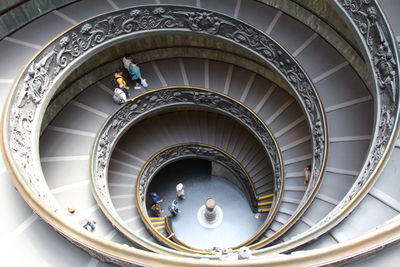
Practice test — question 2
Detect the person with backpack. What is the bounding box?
[112,68,129,105]
[123,56,148,89]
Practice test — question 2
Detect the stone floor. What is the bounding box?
[147,159,267,249]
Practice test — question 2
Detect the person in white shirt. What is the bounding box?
[176,183,185,199]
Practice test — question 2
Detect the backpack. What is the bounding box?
[113,88,126,105]
[113,94,123,105]
[110,76,119,89]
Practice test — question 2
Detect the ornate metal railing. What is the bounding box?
[91,87,283,252]
[2,5,328,265]
[251,0,400,255]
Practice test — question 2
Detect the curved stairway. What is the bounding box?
[1,0,399,266]
[39,57,308,248]
[108,110,273,245]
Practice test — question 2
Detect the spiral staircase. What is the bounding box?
[1,0,400,266]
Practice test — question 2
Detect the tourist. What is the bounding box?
[169,200,180,216]
[237,246,252,260]
[151,203,163,216]
[176,183,185,199]
[67,207,96,232]
[304,165,311,185]
[82,219,97,232]
[123,56,148,89]
[150,192,163,204]
[112,68,129,104]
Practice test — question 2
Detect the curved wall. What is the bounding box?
[0,0,398,267]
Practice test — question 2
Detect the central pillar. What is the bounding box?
[197,197,223,228]
[204,198,217,222]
